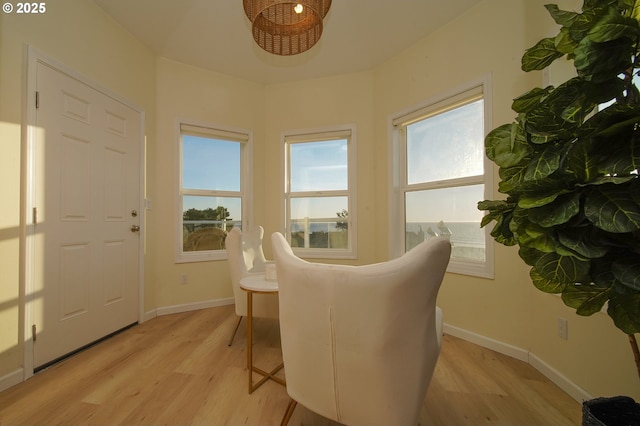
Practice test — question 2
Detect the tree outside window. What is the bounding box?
[177,122,250,262]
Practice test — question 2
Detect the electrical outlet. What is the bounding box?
[557,317,568,340]
[180,273,188,285]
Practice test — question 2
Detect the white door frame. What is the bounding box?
[22,46,146,379]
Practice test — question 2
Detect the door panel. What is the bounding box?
[33,62,141,368]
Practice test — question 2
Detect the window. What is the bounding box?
[284,127,356,259]
[176,122,251,262]
[391,79,494,277]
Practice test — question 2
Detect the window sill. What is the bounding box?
[292,248,357,260]
[175,250,227,263]
[447,258,494,279]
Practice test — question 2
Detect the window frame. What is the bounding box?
[283,125,357,259]
[389,77,494,278]
[175,120,253,263]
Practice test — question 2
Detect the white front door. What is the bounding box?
[31,61,142,368]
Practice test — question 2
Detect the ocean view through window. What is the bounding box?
[392,79,494,277]
[284,127,356,259]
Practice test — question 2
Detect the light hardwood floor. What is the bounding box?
[0,305,582,425]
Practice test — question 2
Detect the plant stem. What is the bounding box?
[630,334,640,382]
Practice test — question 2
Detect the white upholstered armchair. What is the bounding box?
[226,226,279,346]
[271,232,451,426]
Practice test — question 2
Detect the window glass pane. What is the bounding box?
[405,185,485,261]
[182,195,241,252]
[407,99,484,184]
[289,197,348,249]
[290,139,348,192]
[182,135,241,191]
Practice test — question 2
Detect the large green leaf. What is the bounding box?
[581,77,626,105]
[522,38,563,71]
[555,27,579,54]
[619,0,638,11]
[584,183,640,232]
[530,268,565,293]
[519,246,544,267]
[524,79,589,136]
[517,222,558,253]
[478,198,518,246]
[545,4,580,27]
[557,227,611,259]
[529,133,560,144]
[484,123,532,168]
[586,106,640,175]
[528,192,581,227]
[566,138,599,183]
[580,104,640,139]
[588,9,640,42]
[478,199,515,225]
[525,105,575,137]
[524,144,563,181]
[519,187,571,209]
[598,138,640,175]
[592,257,618,286]
[570,2,619,41]
[512,87,552,113]
[561,283,611,315]
[519,248,591,283]
[632,0,640,22]
[498,165,527,194]
[587,175,637,186]
[534,251,591,283]
[548,79,594,124]
[574,36,635,81]
[612,256,640,290]
[608,293,640,334]
[488,210,517,246]
[478,199,512,213]
[493,219,517,246]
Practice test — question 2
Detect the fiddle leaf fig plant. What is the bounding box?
[478,0,640,361]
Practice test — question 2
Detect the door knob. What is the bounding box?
[131,225,140,232]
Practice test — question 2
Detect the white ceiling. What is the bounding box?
[93,0,483,84]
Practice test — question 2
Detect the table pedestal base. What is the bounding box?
[249,362,285,393]
[246,290,286,394]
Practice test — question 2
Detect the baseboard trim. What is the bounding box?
[143,308,157,323]
[156,298,235,317]
[529,352,592,402]
[0,369,24,393]
[443,323,591,403]
[444,324,529,362]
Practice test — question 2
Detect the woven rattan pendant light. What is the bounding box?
[243,0,332,56]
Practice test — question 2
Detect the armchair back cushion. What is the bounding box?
[271,232,451,426]
[226,226,278,319]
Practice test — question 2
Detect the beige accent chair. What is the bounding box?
[271,232,450,426]
[226,226,279,346]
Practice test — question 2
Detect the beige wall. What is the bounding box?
[0,0,156,380]
[374,0,543,350]
[151,58,265,308]
[1,0,637,402]
[262,72,376,264]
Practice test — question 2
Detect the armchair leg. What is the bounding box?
[280,399,297,426]
[228,316,243,347]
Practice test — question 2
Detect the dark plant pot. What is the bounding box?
[583,396,640,426]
